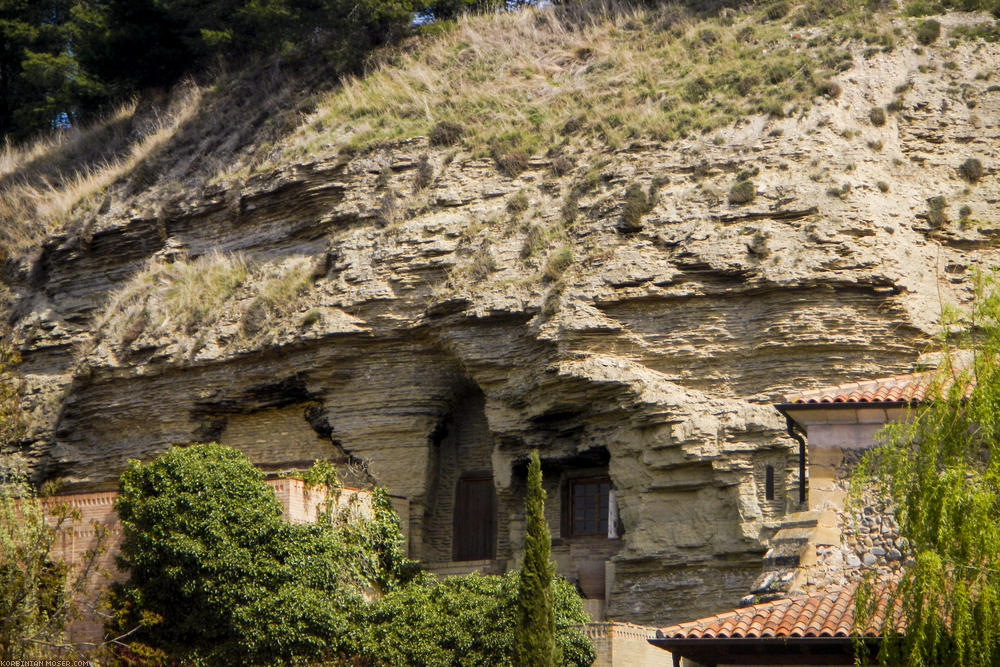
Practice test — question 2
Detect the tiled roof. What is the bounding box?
[656,585,899,640]
[781,371,936,406]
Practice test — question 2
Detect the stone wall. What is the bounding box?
[422,386,495,562]
[581,622,673,667]
[218,405,345,471]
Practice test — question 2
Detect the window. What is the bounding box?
[765,465,775,501]
[567,477,612,537]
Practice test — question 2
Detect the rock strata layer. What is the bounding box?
[8,29,1000,624]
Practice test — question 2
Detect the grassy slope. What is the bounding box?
[281,0,881,161]
[0,0,996,268]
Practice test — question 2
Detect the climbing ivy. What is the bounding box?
[853,272,1000,666]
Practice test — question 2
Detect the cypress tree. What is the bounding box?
[515,449,560,666]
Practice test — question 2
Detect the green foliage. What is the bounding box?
[413,154,434,191]
[111,444,590,665]
[827,183,851,199]
[903,0,943,15]
[958,157,984,183]
[0,456,72,659]
[927,195,948,226]
[359,571,594,666]
[110,444,410,665]
[516,449,559,666]
[952,22,1000,42]
[507,190,530,214]
[869,106,887,127]
[0,350,70,659]
[852,273,1000,666]
[543,246,572,283]
[765,1,790,20]
[521,223,547,259]
[728,180,756,205]
[4,0,505,139]
[620,183,653,232]
[0,0,101,139]
[429,120,465,146]
[915,19,942,45]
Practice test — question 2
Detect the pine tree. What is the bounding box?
[515,449,560,666]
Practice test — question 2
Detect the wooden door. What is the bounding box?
[453,473,497,561]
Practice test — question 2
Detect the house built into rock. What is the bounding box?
[649,370,934,665]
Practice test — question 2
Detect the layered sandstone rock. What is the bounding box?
[7,21,1000,624]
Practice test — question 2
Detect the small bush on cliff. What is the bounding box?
[959,157,984,183]
[915,19,942,45]
[620,183,654,232]
[927,195,948,226]
[429,120,465,146]
[728,180,757,205]
[543,246,573,283]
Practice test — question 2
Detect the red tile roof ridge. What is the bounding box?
[656,584,900,640]
[781,370,939,406]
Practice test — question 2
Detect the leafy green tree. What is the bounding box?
[516,448,559,666]
[853,273,1000,666]
[0,347,87,659]
[359,571,594,666]
[0,455,70,659]
[110,443,394,665]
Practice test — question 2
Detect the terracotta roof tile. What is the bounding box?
[782,371,950,406]
[656,585,900,640]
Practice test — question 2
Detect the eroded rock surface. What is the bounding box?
[7,27,1000,624]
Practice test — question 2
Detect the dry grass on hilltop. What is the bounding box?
[0,85,201,260]
[282,0,887,163]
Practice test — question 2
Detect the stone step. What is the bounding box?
[421,559,504,577]
[775,511,821,530]
[770,525,816,544]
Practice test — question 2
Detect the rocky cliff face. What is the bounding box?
[6,10,1000,624]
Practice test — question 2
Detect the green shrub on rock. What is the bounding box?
[915,19,941,45]
[728,180,757,205]
[959,157,984,183]
[927,195,948,226]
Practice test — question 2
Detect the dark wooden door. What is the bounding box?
[453,474,497,561]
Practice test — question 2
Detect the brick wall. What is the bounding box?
[422,388,495,562]
[579,622,673,667]
[219,405,344,470]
